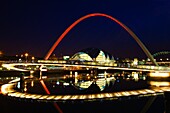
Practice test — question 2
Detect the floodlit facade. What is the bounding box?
[70,48,115,64]
[71,52,93,61]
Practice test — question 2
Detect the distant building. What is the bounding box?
[48,54,58,60]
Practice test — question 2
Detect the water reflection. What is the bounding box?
[76,77,115,91]
[0,77,19,85]
[17,71,148,95]
[149,81,170,87]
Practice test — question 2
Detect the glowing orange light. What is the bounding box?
[25,53,28,57]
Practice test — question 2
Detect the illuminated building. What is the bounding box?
[70,48,115,64]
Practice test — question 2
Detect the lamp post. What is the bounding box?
[25,53,28,62]
[31,56,35,63]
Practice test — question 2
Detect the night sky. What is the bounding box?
[0,0,170,59]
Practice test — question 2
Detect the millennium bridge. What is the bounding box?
[1,13,170,113]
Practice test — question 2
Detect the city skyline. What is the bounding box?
[1,0,170,58]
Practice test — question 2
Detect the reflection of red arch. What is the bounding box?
[45,13,158,66]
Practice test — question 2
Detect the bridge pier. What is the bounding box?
[19,72,25,92]
[39,70,42,79]
[75,71,78,84]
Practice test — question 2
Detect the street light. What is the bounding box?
[31,56,35,62]
[25,53,28,62]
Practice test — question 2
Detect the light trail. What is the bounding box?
[2,63,28,71]
[3,62,169,72]
[1,81,169,102]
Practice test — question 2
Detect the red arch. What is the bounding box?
[45,13,158,66]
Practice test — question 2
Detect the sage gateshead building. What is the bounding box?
[70,48,116,65]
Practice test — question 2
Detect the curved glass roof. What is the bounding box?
[71,48,114,61]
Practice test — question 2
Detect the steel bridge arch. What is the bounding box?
[45,13,158,66]
[153,51,170,58]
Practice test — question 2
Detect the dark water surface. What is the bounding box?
[0,71,167,113]
[0,94,165,113]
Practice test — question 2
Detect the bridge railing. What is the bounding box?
[3,60,170,71]
[137,65,170,71]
